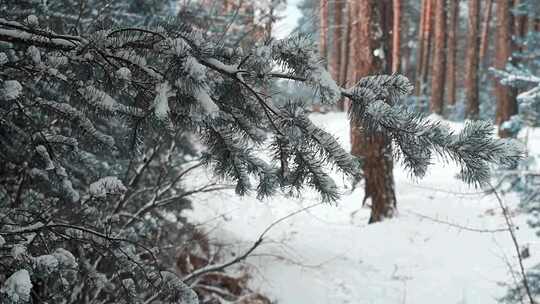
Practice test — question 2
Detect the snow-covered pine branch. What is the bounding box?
[0,11,524,304]
[347,76,522,185]
[1,15,524,200]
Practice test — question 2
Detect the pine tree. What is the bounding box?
[465,0,481,119]
[429,0,446,115]
[349,0,397,223]
[0,1,524,303]
[316,0,329,112]
[479,0,494,67]
[495,0,519,138]
[392,0,402,74]
[342,1,354,89]
[415,0,433,98]
[414,0,427,96]
[319,0,329,63]
[331,0,346,110]
[446,0,459,106]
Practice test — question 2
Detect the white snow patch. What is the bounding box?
[2,80,23,100]
[373,47,385,59]
[11,245,27,260]
[89,176,127,198]
[1,269,32,303]
[195,88,219,115]
[25,15,38,26]
[53,248,78,268]
[35,145,55,170]
[153,82,173,120]
[518,85,540,103]
[27,46,41,65]
[204,58,238,74]
[312,67,341,103]
[184,56,206,82]
[0,52,8,65]
[116,67,131,80]
[33,254,59,274]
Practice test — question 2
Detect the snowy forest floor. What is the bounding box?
[186,112,539,304]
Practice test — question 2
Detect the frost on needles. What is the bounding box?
[0,14,522,304]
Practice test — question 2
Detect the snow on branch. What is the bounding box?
[1,269,32,303]
[37,99,116,148]
[349,93,522,185]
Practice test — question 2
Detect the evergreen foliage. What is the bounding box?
[492,2,540,302]
[0,3,523,303]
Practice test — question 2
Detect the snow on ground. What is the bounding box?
[186,112,540,304]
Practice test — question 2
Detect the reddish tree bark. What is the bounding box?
[319,0,328,62]
[429,0,446,115]
[330,0,345,80]
[414,0,425,93]
[340,1,352,87]
[446,0,459,106]
[392,0,401,73]
[346,1,358,91]
[465,0,480,119]
[495,0,518,138]
[479,0,493,66]
[419,0,433,98]
[315,0,329,112]
[349,0,396,224]
[414,0,432,96]
[331,0,346,110]
[340,1,353,112]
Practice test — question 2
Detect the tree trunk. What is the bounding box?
[330,0,345,81]
[349,0,397,224]
[479,0,493,67]
[340,1,352,87]
[401,9,411,75]
[331,0,346,110]
[414,0,425,95]
[446,0,459,106]
[419,0,434,99]
[495,0,517,138]
[414,0,428,96]
[392,0,401,73]
[319,0,328,62]
[340,1,353,112]
[465,0,480,119]
[346,1,358,91]
[514,0,528,40]
[315,0,329,113]
[429,0,446,115]
[535,18,540,32]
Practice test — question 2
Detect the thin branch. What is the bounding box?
[107,27,167,40]
[0,222,158,265]
[405,209,508,233]
[183,202,324,283]
[489,182,536,304]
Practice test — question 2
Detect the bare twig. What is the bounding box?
[183,202,324,283]
[489,182,536,304]
[493,237,527,304]
[405,209,509,234]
